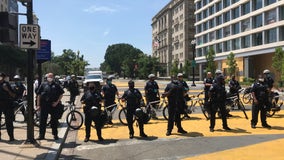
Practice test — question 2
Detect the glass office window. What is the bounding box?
[253,14,263,28]
[197,1,202,10]
[253,0,262,11]
[242,18,251,32]
[197,24,202,34]
[265,9,276,25]
[216,29,222,39]
[197,48,202,57]
[223,0,230,8]
[216,43,222,53]
[209,5,215,15]
[203,34,208,44]
[242,2,250,16]
[265,28,277,43]
[224,26,231,37]
[216,1,222,13]
[197,36,203,45]
[216,15,222,26]
[242,35,251,48]
[203,21,208,31]
[232,22,240,35]
[280,26,284,41]
[209,18,215,28]
[223,11,230,23]
[203,0,208,7]
[232,0,239,4]
[232,7,240,19]
[197,13,202,21]
[223,41,231,52]
[252,32,263,46]
[232,38,240,50]
[203,9,208,19]
[280,6,284,20]
[265,0,276,6]
[209,31,216,41]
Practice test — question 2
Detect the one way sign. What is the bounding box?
[20,24,40,49]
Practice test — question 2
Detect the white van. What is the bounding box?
[83,71,104,89]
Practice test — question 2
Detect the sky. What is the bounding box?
[18,0,171,68]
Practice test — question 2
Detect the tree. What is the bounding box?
[205,46,216,74]
[226,52,238,76]
[183,59,191,80]
[170,59,179,76]
[272,47,284,81]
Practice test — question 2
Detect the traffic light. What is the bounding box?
[0,12,18,45]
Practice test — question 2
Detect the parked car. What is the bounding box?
[76,76,84,88]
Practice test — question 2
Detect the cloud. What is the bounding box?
[103,29,110,37]
[83,5,117,13]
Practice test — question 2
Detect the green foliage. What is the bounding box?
[183,59,191,78]
[226,52,238,76]
[170,59,179,77]
[205,46,216,73]
[241,77,255,86]
[272,47,284,81]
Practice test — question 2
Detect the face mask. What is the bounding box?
[89,86,95,90]
[47,78,53,82]
[129,84,134,89]
[107,80,112,85]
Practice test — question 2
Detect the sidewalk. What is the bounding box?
[0,93,72,160]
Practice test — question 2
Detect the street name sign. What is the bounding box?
[20,24,40,49]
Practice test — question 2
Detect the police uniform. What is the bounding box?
[11,81,27,120]
[164,80,187,136]
[0,79,15,141]
[36,81,64,140]
[67,79,79,104]
[204,77,213,110]
[144,80,159,104]
[229,79,241,95]
[81,88,104,142]
[121,87,147,138]
[251,80,271,128]
[208,76,231,132]
[102,81,118,124]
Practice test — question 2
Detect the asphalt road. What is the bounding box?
[59,79,284,160]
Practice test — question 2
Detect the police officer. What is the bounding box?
[36,73,64,140]
[81,82,104,142]
[228,75,241,95]
[163,76,187,136]
[263,69,275,110]
[67,75,80,105]
[177,73,190,119]
[251,75,271,129]
[204,72,213,116]
[208,75,231,132]
[12,75,27,121]
[102,76,119,124]
[121,80,147,139]
[144,74,160,119]
[0,72,16,141]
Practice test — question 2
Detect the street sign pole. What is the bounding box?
[25,0,36,144]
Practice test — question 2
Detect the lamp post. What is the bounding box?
[191,39,196,86]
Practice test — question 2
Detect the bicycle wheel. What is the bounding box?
[162,105,169,120]
[33,110,41,127]
[1,114,6,127]
[66,110,84,130]
[118,108,128,125]
[238,101,248,119]
[266,110,276,117]
[141,106,151,123]
[242,93,252,104]
[200,103,210,120]
[14,106,26,123]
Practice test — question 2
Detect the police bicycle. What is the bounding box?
[266,92,283,117]
[225,90,248,119]
[242,87,253,104]
[101,98,124,126]
[65,101,84,130]
[1,98,28,127]
[118,99,150,126]
[162,91,209,120]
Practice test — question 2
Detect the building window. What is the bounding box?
[280,6,284,21]
[232,38,240,50]
[223,26,231,37]
[203,9,208,19]
[197,48,202,57]
[223,0,230,8]
[197,1,202,10]
[203,34,208,44]
[252,0,262,11]
[265,0,276,6]
[203,0,208,7]
[180,22,183,30]
[203,21,208,31]
[216,29,222,39]
[242,18,251,32]
[232,0,239,4]
[216,43,222,53]
[209,5,214,15]
[216,1,222,13]
[252,32,263,46]
[242,35,251,48]
[242,2,250,16]
[280,26,284,41]
[197,13,202,21]
[265,9,276,25]
[253,14,263,28]
[223,41,231,52]
[265,28,277,43]
[209,31,216,41]
[197,36,203,45]
[216,15,222,26]
[223,11,230,23]
[197,24,202,33]
[209,18,215,28]
[232,22,240,35]
[232,7,240,19]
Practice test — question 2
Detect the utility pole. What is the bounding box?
[25,0,36,144]
[191,39,196,87]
